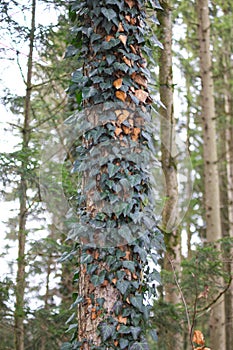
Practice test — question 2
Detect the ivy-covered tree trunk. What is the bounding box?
[157,1,182,349]
[196,1,226,349]
[14,1,36,349]
[65,0,163,348]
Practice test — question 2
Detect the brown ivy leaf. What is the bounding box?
[122,125,131,134]
[125,0,135,8]
[193,330,205,346]
[131,127,141,141]
[125,15,131,23]
[119,34,127,46]
[130,44,137,54]
[131,73,147,88]
[113,78,123,89]
[106,35,114,42]
[112,278,117,284]
[102,280,109,287]
[114,127,122,137]
[123,56,132,67]
[114,341,119,346]
[118,22,124,32]
[130,17,137,25]
[115,90,127,102]
[117,112,129,124]
[118,315,127,324]
[135,89,148,103]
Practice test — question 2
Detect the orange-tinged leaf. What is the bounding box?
[106,35,114,42]
[116,90,127,102]
[115,127,122,137]
[125,0,135,8]
[114,341,119,346]
[130,17,137,25]
[125,250,131,259]
[113,78,123,89]
[119,34,127,46]
[132,73,147,88]
[118,315,127,324]
[118,22,124,32]
[122,56,131,67]
[131,127,141,141]
[130,44,137,54]
[125,15,131,23]
[102,279,109,286]
[193,330,205,346]
[135,89,148,103]
[122,125,131,134]
[112,278,117,284]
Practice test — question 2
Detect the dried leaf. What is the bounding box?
[130,17,137,25]
[123,56,132,67]
[102,280,109,286]
[118,315,127,324]
[131,73,147,88]
[114,341,119,346]
[125,250,131,259]
[106,35,114,42]
[125,0,135,8]
[125,15,131,23]
[118,22,124,32]
[119,34,127,46]
[122,125,131,134]
[115,127,122,137]
[135,89,148,103]
[130,44,137,54]
[131,127,140,141]
[112,277,117,284]
[193,330,205,346]
[113,78,123,89]
[115,90,127,102]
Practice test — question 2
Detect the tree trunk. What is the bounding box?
[223,60,233,350]
[66,0,162,348]
[196,0,226,348]
[14,1,36,349]
[158,2,182,349]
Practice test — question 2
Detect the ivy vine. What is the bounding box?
[61,0,164,349]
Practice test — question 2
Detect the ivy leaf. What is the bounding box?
[80,253,93,264]
[101,7,117,21]
[106,0,124,10]
[61,342,73,350]
[129,340,150,350]
[113,300,123,315]
[122,260,136,273]
[130,295,143,312]
[150,329,158,341]
[120,338,129,349]
[118,325,131,334]
[116,279,129,294]
[82,86,98,99]
[91,272,105,287]
[66,312,76,325]
[65,323,78,333]
[99,323,116,341]
[130,326,142,340]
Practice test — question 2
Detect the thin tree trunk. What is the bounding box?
[158,2,182,349]
[14,1,36,349]
[196,0,226,348]
[223,60,233,349]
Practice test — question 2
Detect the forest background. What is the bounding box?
[0,0,232,350]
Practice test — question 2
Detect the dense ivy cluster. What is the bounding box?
[61,0,164,349]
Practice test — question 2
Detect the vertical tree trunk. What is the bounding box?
[14,1,36,349]
[66,1,162,348]
[158,2,182,349]
[196,1,226,349]
[223,61,233,349]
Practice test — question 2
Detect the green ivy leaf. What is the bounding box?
[122,260,136,273]
[129,340,150,350]
[65,323,78,333]
[91,271,106,286]
[99,323,116,341]
[101,7,117,21]
[113,300,123,315]
[61,342,73,350]
[130,326,142,340]
[118,325,131,334]
[116,279,129,294]
[120,338,129,349]
[130,295,143,313]
[82,86,98,99]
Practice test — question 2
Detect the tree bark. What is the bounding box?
[14,1,36,349]
[158,1,182,349]
[196,0,226,348]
